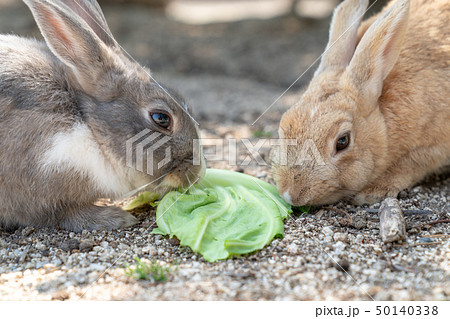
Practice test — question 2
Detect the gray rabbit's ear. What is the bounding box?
[56,0,118,48]
[23,0,116,97]
[314,0,368,76]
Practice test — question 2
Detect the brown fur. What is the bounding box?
[273,0,450,206]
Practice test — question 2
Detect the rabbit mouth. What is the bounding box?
[124,156,204,198]
[164,156,205,185]
[160,164,203,190]
[160,173,184,188]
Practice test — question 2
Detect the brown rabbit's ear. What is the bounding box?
[347,0,410,107]
[314,0,368,76]
[23,0,116,98]
[57,0,118,48]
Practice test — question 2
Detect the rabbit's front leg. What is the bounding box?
[353,183,403,205]
[59,205,138,232]
[354,148,448,205]
[353,164,421,205]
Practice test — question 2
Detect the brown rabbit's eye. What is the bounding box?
[336,133,350,152]
[151,112,171,129]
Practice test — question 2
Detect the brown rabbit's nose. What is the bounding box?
[276,171,310,206]
[281,190,294,205]
[280,188,310,207]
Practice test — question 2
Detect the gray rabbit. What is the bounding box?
[0,0,205,231]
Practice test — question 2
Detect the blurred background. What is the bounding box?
[0,0,388,126]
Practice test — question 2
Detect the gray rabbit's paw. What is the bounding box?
[60,205,138,232]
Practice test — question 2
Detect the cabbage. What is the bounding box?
[123,192,159,211]
[151,169,292,262]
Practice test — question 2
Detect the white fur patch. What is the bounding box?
[282,190,293,205]
[40,123,132,197]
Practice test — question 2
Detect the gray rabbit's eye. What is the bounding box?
[150,112,171,129]
[336,133,350,152]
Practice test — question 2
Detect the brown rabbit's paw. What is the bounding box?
[60,206,138,232]
[353,187,401,206]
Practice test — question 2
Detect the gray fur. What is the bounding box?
[0,0,202,231]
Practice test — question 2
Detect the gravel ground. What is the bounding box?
[0,0,448,300]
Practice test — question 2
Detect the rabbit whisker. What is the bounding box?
[185,173,193,188]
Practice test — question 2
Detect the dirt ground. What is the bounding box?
[0,0,448,301]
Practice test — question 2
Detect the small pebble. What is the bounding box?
[43,263,55,270]
[397,190,408,199]
[324,236,333,243]
[322,226,334,237]
[40,249,50,257]
[60,239,80,252]
[330,259,350,272]
[35,243,46,250]
[79,240,95,252]
[21,227,35,237]
[149,247,157,256]
[355,234,364,244]
[168,238,180,246]
[333,232,348,243]
[351,213,367,230]
[287,243,299,255]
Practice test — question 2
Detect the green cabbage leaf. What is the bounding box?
[123,192,160,211]
[151,169,292,262]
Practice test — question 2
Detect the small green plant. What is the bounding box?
[252,129,272,138]
[124,257,174,282]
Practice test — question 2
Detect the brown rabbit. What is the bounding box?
[273,0,450,206]
[0,0,205,231]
